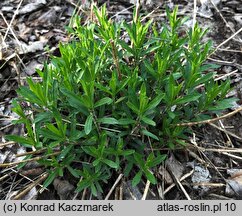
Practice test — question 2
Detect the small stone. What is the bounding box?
[29,35,37,41]
[1,6,14,12]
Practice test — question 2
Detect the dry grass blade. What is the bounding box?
[110,5,134,18]
[195,146,227,181]
[217,119,233,147]
[2,0,24,42]
[134,0,141,24]
[186,142,242,196]
[212,27,242,54]
[0,173,10,182]
[1,13,21,49]
[81,188,87,200]
[0,123,14,131]
[188,149,207,164]
[193,145,242,153]
[208,57,235,65]
[191,182,225,187]
[0,152,60,168]
[104,174,123,200]
[192,0,197,31]
[16,148,48,157]
[209,0,241,43]
[164,170,194,200]
[119,181,124,200]
[218,48,242,53]
[222,152,242,161]
[164,169,194,195]
[166,165,191,200]
[0,141,16,148]
[141,180,150,200]
[175,106,242,126]
[209,122,242,141]
[214,69,239,82]
[13,173,48,200]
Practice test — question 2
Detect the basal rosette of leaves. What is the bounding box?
[6,6,236,196]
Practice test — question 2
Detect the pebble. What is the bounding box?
[1,6,14,12]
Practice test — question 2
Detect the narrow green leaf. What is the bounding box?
[146,94,164,111]
[176,139,187,146]
[175,93,201,105]
[95,181,103,193]
[91,183,98,197]
[139,83,148,112]
[134,153,145,167]
[149,155,167,167]
[60,88,88,115]
[58,167,64,177]
[93,159,101,167]
[98,117,119,125]
[141,116,156,126]
[43,170,57,188]
[5,135,35,147]
[84,114,93,135]
[124,161,133,177]
[118,118,136,125]
[200,64,220,72]
[17,155,32,169]
[57,145,73,160]
[17,87,43,105]
[142,44,161,56]
[40,128,63,141]
[142,130,159,141]
[103,159,118,169]
[168,111,176,119]
[193,72,214,86]
[46,124,62,137]
[82,146,98,157]
[118,40,134,55]
[94,97,113,108]
[34,112,53,124]
[11,100,26,119]
[143,60,156,77]
[48,140,60,148]
[117,78,130,93]
[127,101,139,114]
[144,170,157,184]
[132,170,142,187]
[208,98,238,111]
[76,179,90,192]
[115,96,126,104]
[122,149,135,156]
[70,130,86,141]
[95,83,112,95]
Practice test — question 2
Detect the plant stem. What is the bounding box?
[110,40,122,80]
[91,110,101,135]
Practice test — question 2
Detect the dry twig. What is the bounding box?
[105,174,123,200]
[175,106,242,126]
[13,173,48,200]
[0,141,16,148]
[0,152,60,168]
[212,27,242,54]
[167,166,191,200]
[141,180,150,200]
[164,169,194,196]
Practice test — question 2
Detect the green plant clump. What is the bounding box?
[7,6,236,196]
